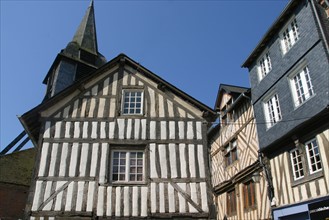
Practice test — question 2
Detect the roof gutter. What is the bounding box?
[225,91,251,114]
[242,0,298,68]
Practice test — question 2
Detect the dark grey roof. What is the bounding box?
[214,84,250,110]
[219,84,249,95]
[72,0,98,54]
[242,0,299,68]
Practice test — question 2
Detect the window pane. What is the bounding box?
[122,91,143,115]
[306,139,322,174]
[290,148,304,180]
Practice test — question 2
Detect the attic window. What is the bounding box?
[122,90,144,115]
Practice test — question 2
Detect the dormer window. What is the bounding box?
[258,52,272,81]
[280,18,299,54]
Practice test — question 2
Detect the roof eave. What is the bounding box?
[242,0,300,68]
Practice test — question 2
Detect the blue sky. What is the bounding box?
[0,0,289,151]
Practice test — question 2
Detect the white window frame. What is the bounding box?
[257,52,272,81]
[290,148,304,180]
[289,65,314,107]
[305,138,322,174]
[110,150,145,183]
[121,89,144,115]
[280,17,299,55]
[263,93,282,129]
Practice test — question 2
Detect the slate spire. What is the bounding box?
[72,0,98,54]
[43,0,106,99]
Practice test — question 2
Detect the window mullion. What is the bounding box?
[126,151,130,181]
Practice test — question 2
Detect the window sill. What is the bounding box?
[265,119,281,131]
[258,69,272,83]
[119,114,145,118]
[291,170,324,187]
[101,181,148,187]
[226,212,237,218]
[225,160,239,169]
[244,205,257,212]
[293,94,316,110]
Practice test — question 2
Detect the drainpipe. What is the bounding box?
[258,151,276,217]
[310,0,329,55]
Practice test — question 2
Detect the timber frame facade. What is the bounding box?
[19,2,218,219]
[209,84,271,220]
[21,53,217,219]
[242,0,329,219]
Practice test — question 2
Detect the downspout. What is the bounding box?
[310,0,329,108]
[258,151,276,218]
[310,0,329,55]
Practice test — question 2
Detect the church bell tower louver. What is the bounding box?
[43,0,106,99]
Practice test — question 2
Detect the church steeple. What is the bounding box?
[43,0,106,99]
[72,0,98,54]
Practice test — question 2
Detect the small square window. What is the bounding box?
[290,66,314,107]
[111,150,145,183]
[122,90,144,115]
[264,93,282,129]
[281,18,299,54]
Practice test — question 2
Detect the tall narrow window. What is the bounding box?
[290,148,304,180]
[224,139,238,167]
[281,18,299,54]
[243,181,256,209]
[111,150,145,182]
[122,90,144,115]
[258,52,272,80]
[290,66,314,107]
[227,189,237,216]
[264,94,282,128]
[305,138,322,174]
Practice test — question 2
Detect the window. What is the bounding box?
[289,138,322,182]
[264,93,282,128]
[290,148,304,180]
[243,181,257,210]
[122,90,143,115]
[305,139,322,174]
[227,189,237,216]
[281,18,299,54]
[111,150,145,182]
[224,139,238,166]
[258,52,272,80]
[290,66,314,107]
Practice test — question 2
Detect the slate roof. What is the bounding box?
[72,0,98,54]
[214,84,250,110]
[241,0,299,68]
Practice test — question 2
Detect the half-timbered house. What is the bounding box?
[20,1,217,219]
[209,84,271,220]
[242,0,329,219]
